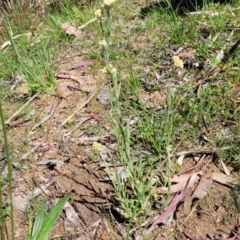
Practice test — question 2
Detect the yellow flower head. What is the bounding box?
[94,9,102,18]
[101,64,115,74]
[103,0,116,7]
[173,56,184,69]
[93,142,102,151]
[101,67,108,74]
[166,145,172,153]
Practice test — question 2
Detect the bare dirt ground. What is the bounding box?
[2,44,116,239]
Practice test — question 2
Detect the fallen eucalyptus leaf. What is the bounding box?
[212,172,238,187]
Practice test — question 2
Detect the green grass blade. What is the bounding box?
[35,193,70,240]
[0,98,14,240]
[31,202,47,239]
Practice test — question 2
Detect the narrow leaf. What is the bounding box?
[32,202,47,239]
[35,193,71,240]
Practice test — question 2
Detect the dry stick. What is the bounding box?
[196,66,221,98]
[21,144,42,161]
[30,102,58,132]
[77,17,97,30]
[173,146,231,157]
[176,204,197,232]
[5,93,39,125]
[60,90,97,127]
[1,32,31,49]
[64,116,92,137]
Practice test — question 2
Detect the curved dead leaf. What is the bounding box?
[155,171,203,193]
[151,190,186,227]
[55,83,73,99]
[192,177,213,200]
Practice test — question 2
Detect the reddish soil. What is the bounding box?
[2,44,116,240]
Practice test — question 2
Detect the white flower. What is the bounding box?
[94,9,102,18]
[111,67,117,74]
[103,0,116,7]
[99,39,107,47]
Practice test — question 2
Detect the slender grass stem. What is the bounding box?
[0,100,14,240]
[0,166,5,240]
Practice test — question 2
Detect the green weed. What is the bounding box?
[4,19,55,93]
[25,193,70,240]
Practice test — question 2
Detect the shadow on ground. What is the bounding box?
[140,0,233,17]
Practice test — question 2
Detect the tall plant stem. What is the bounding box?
[0,100,15,240]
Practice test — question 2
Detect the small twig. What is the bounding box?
[173,146,231,157]
[0,145,7,175]
[178,204,197,229]
[196,67,221,98]
[67,85,92,94]
[177,154,207,175]
[64,117,92,137]
[189,10,219,16]
[78,17,97,30]
[1,32,32,49]
[21,144,42,161]
[30,102,58,132]
[5,93,39,126]
[60,90,96,127]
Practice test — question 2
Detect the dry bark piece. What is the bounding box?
[212,172,238,187]
[192,177,213,200]
[12,180,54,212]
[63,201,81,233]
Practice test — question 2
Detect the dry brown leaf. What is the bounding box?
[55,83,73,98]
[171,171,203,183]
[72,60,95,69]
[212,172,238,187]
[192,177,213,200]
[61,22,82,37]
[64,201,80,233]
[151,190,186,226]
[155,171,203,194]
